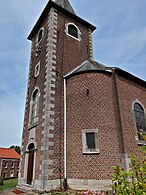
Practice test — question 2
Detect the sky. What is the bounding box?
[0,0,146,148]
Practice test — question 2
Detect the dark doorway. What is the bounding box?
[27,143,35,185]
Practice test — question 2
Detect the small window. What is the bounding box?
[134,103,146,141]
[82,129,99,154]
[86,132,95,150]
[65,23,81,41]
[68,24,78,38]
[4,161,8,168]
[34,62,40,77]
[37,28,44,44]
[17,161,20,167]
[11,161,14,168]
[3,172,7,178]
[16,171,19,177]
[10,171,14,178]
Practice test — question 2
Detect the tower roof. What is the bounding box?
[52,0,76,15]
[28,0,96,40]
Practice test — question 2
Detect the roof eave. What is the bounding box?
[64,69,112,79]
[114,68,146,87]
[27,1,96,40]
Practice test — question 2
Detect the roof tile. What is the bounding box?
[0,148,20,159]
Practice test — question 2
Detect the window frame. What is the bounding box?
[36,27,44,56]
[10,171,14,178]
[11,161,14,168]
[28,87,40,127]
[34,62,40,77]
[82,129,100,154]
[65,22,82,41]
[132,101,146,145]
[4,161,8,168]
[36,27,44,45]
[3,171,7,178]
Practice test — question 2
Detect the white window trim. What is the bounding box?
[10,171,14,177]
[65,22,82,41]
[82,129,100,154]
[36,27,44,46]
[36,27,44,56]
[28,87,40,127]
[4,161,8,168]
[34,62,40,77]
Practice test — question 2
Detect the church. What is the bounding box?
[18,0,146,192]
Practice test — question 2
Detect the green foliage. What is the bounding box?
[0,177,3,186]
[0,178,18,191]
[111,132,146,194]
[10,145,21,154]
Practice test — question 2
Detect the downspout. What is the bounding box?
[63,78,67,190]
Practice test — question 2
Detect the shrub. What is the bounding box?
[111,131,146,194]
[0,177,3,186]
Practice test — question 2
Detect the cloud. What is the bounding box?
[0,0,146,148]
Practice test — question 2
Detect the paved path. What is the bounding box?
[0,189,39,195]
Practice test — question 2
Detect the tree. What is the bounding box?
[10,145,21,155]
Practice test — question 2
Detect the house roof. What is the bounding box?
[0,148,20,159]
[64,60,112,78]
[64,60,146,88]
[28,0,96,40]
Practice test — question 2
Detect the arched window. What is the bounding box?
[134,103,146,140]
[65,23,81,41]
[68,24,78,38]
[37,28,44,44]
[36,28,44,56]
[31,89,39,125]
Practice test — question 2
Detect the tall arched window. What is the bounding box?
[37,28,44,44]
[31,89,39,125]
[134,103,146,140]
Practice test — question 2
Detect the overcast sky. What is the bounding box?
[0,0,146,148]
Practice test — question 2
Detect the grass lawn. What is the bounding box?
[0,178,18,191]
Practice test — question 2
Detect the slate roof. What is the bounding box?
[64,60,112,78]
[53,0,76,15]
[0,148,20,159]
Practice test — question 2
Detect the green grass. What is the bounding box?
[0,178,18,191]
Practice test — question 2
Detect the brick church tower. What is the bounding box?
[18,0,97,191]
[19,0,146,192]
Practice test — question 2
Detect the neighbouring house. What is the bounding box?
[0,147,20,179]
[18,0,146,192]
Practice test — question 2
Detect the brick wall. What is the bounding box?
[1,159,19,179]
[116,73,146,157]
[65,72,121,180]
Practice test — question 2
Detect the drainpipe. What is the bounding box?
[63,78,67,190]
